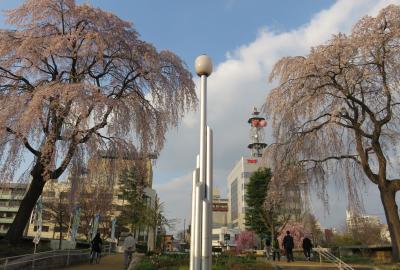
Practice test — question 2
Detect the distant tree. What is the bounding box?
[146,197,176,251]
[261,172,294,244]
[266,5,400,261]
[235,230,256,253]
[0,0,196,244]
[117,165,147,232]
[42,192,71,249]
[302,213,323,245]
[330,232,362,247]
[348,219,391,246]
[245,168,271,238]
[77,185,113,240]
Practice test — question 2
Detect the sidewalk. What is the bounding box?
[61,253,124,270]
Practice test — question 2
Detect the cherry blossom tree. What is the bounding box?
[0,0,196,244]
[235,230,256,253]
[265,5,400,261]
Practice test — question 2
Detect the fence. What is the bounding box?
[314,245,354,270]
[0,244,113,270]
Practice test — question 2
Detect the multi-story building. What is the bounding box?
[26,181,70,240]
[1,153,159,251]
[227,157,262,230]
[0,183,28,234]
[346,210,381,230]
[211,226,240,248]
[212,188,228,229]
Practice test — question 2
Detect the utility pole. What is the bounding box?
[59,195,63,250]
[183,218,186,243]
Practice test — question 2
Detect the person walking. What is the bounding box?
[272,236,280,261]
[90,232,103,264]
[302,236,313,261]
[283,231,294,262]
[123,233,136,270]
[264,237,271,259]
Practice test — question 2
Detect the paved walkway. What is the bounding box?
[61,254,125,270]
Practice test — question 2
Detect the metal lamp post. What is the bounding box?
[190,55,213,270]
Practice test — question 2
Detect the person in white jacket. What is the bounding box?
[123,233,136,270]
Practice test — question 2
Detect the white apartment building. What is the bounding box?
[227,156,262,230]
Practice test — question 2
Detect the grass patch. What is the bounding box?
[374,263,400,270]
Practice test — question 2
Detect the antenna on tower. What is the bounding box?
[247,107,267,157]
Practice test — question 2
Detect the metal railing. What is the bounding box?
[0,244,113,270]
[314,245,354,270]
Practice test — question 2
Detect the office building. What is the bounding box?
[227,157,262,230]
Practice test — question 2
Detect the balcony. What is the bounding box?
[0,217,14,224]
[0,206,19,212]
[0,194,24,200]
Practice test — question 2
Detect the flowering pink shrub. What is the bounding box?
[235,230,256,253]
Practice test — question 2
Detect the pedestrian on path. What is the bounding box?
[282,231,294,262]
[302,236,313,261]
[123,233,136,270]
[272,236,280,261]
[264,237,271,259]
[90,233,103,264]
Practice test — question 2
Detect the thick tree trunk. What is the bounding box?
[380,186,400,262]
[5,163,46,245]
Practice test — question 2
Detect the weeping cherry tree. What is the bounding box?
[265,5,400,261]
[0,0,196,244]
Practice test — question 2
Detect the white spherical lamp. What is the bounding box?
[195,54,213,77]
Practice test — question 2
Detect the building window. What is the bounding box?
[241,172,252,178]
[9,201,20,207]
[212,234,219,240]
[34,225,49,232]
[231,179,238,220]
[43,191,55,198]
[54,226,68,233]
[11,189,23,196]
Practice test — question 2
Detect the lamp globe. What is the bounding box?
[195,54,213,77]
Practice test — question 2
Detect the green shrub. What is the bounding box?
[134,254,271,270]
[133,260,157,270]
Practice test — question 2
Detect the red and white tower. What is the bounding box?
[248,107,267,157]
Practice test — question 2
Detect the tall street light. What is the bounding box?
[190,55,213,270]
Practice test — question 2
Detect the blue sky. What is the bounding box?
[1,0,399,234]
[84,0,335,66]
[0,0,335,70]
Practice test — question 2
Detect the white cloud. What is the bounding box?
[154,0,400,234]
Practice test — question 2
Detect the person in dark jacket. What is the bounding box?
[302,236,313,260]
[90,232,103,264]
[282,231,294,262]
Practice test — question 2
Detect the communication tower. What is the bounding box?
[247,107,267,157]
